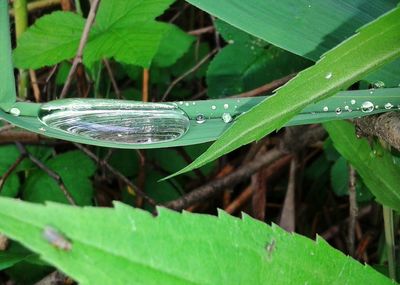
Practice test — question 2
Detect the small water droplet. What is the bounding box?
[192,102,196,105]
[335,107,342,115]
[236,99,241,103]
[325,72,332,79]
[373,81,385,88]
[195,114,206,124]
[361,101,374,113]
[344,106,349,110]
[222,113,232,123]
[211,105,216,110]
[223,103,229,110]
[375,105,379,109]
[185,102,189,106]
[350,99,356,105]
[234,105,238,109]
[39,127,46,132]
[384,103,393,109]
[369,89,374,94]
[10,108,20,116]
[308,4,311,8]
[323,106,329,112]
[228,40,234,44]
[179,101,183,105]
[117,133,122,137]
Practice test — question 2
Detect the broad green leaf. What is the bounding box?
[207,20,310,98]
[324,120,400,211]
[22,151,96,205]
[152,25,195,68]
[170,7,400,178]
[13,0,177,69]
[186,0,400,86]
[13,12,85,69]
[0,198,392,284]
[0,0,16,109]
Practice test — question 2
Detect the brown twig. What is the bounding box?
[0,130,54,144]
[73,143,156,206]
[163,148,284,210]
[232,73,296,98]
[188,26,214,36]
[279,158,297,232]
[0,155,25,192]
[225,184,253,214]
[161,48,218,101]
[15,142,77,205]
[103,59,122,99]
[142,68,149,102]
[9,0,61,16]
[29,69,41,102]
[347,165,357,256]
[59,0,100,98]
[168,3,189,23]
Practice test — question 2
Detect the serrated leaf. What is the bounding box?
[22,151,96,205]
[169,7,400,178]
[13,0,176,69]
[0,198,392,284]
[186,0,400,86]
[324,120,400,212]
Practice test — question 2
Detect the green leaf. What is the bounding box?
[0,198,392,284]
[170,7,400,178]
[324,120,400,211]
[186,0,400,86]
[13,12,85,69]
[152,25,195,68]
[207,24,310,97]
[0,0,16,109]
[22,151,96,205]
[13,0,176,69]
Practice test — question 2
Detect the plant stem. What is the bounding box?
[13,0,28,99]
[383,206,396,281]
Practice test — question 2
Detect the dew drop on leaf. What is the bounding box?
[323,106,329,112]
[325,72,332,79]
[360,101,374,113]
[222,113,232,123]
[384,103,393,109]
[195,114,206,124]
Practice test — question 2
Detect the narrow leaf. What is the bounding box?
[0,198,391,284]
[324,120,400,211]
[170,7,400,178]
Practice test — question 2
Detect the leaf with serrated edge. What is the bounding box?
[324,120,400,211]
[168,7,400,178]
[0,198,391,285]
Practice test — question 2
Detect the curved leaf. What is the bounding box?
[0,198,392,284]
[169,7,400,178]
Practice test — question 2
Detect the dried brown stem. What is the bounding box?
[347,165,357,256]
[142,68,149,102]
[0,155,25,192]
[188,26,214,36]
[59,0,100,98]
[103,59,122,99]
[29,69,41,102]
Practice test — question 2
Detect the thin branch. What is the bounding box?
[347,165,357,256]
[73,143,156,206]
[161,48,218,101]
[163,148,284,210]
[0,155,25,192]
[15,142,77,205]
[188,26,214,36]
[142,68,149,102]
[279,158,297,232]
[168,3,189,23]
[225,184,253,214]
[59,0,100,98]
[103,59,122,99]
[29,69,41,102]
[10,0,61,16]
[232,73,296,98]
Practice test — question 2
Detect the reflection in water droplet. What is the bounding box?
[222,113,232,123]
[211,105,216,110]
[384,103,393,109]
[195,114,206,124]
[325,72,332,79]
[223,103,229,110]
[10,108,20,116]
[323,106,329,112]
[373,81,385,88]
[335,108,342,115]
[350,99,356,105]
[361,101,374,113]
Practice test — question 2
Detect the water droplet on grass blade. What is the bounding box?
[211,105,217,110]
[373,81,385,88]
[222,113,232,123]
[325,72,332,79]
[10,108,20,116]
[350,99,356,105]
[384,103,393,109]
[323,106,329,112]
[38,99,190,144]
[223,104,229,110]
[335,108,342,115]
[361,101,374,113]
[195,114,206,124]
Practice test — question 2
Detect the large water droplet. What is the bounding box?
[323,106,329,112]
[325,72,333,79]
[360,101,374,113]
[195,114,206,124]
[222,113,233,123]
[10,108,20,116]
[384,103,393,110]
[38,99,190,144]
[373,81,385,88]
[335,107,342,115]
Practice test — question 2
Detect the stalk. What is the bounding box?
[383,206,396,281]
